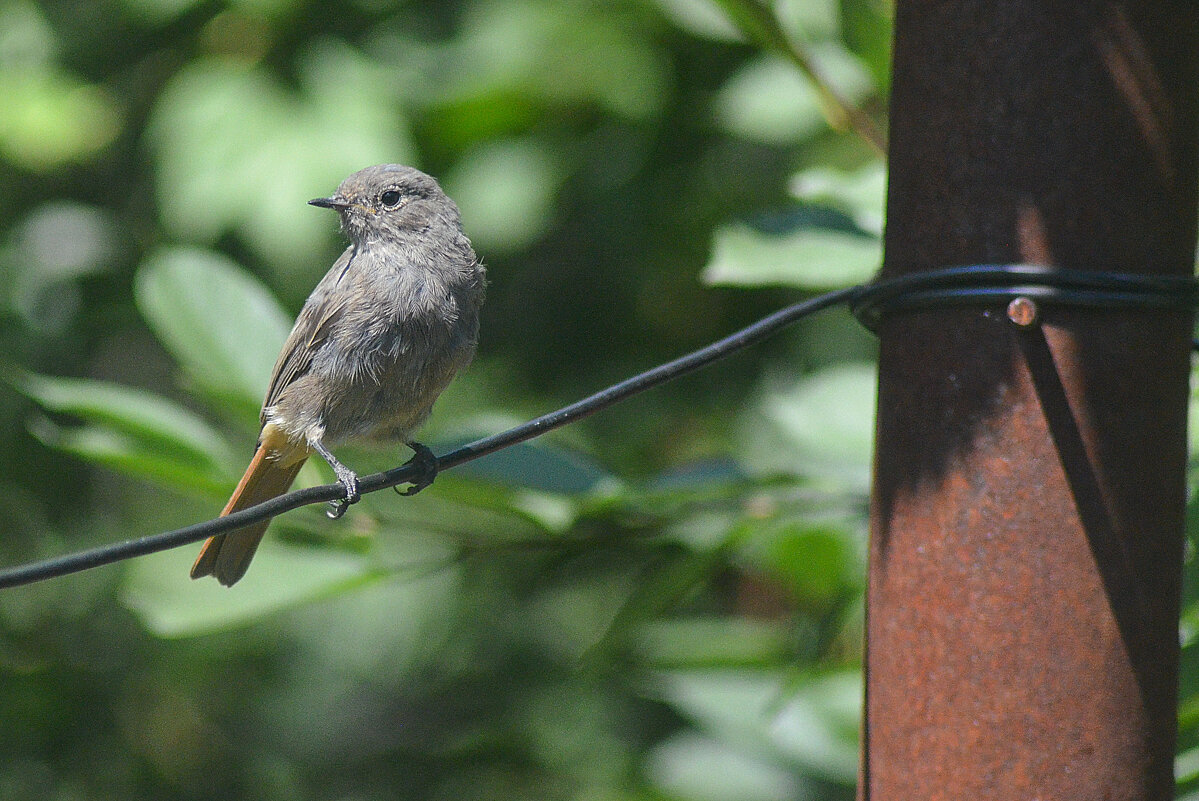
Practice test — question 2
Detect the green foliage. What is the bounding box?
[1174,377,1199,798]
[135,248,291,417]
[0,0,899,799]
[16,372,235,494]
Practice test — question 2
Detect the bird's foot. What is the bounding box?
[395,442,438,497]
[326,465,360,520]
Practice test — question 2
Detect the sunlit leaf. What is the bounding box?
[739,363,877,492]
[789,162,887,236]
[146,49,414,269]
[650,668,860,784]
[27,419,230,495]
[0,69,121,169]
[121,540,385,637]
[714,49,872,144]
[17,373,229,461]
[16,372,236,493]
[703,220,880,289]
[134,247,291,416]
[645,732,804,801]
[442,139,563,253]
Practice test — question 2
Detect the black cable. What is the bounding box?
[2,264,1195,589]
[851,264,1199,329]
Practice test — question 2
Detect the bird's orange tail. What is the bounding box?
[191,435,308,586]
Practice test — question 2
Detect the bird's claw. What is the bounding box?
[395,442,438,497]
[326,467,360,519]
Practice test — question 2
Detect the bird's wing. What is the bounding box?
[260,248,353,419]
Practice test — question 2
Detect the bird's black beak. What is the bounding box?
[309,195,351,210]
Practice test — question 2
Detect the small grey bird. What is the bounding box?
[191,164,484,586]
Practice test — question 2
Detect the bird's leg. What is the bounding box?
[395,442,438,496]
[311,439,360,519]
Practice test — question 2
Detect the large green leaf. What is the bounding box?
[442,139,564,254]
[17,373,229,461]
[134,247,292,416]
[789,162,887,236]
[703,220,880,290]
[645,731,804,801]
[738,363,877,492]
[146,47,414,270]
[649,668,861,784]
[121,540,385,637]
[714,49,872,144]
[16,372,235,494]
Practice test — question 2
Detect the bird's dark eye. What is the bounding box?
[380,189,403,208]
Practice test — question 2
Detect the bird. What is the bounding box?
[190,164,484,586]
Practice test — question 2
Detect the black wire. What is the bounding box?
[1,264,1195,589]
[851,264,1199,329]
[0,287,861,589]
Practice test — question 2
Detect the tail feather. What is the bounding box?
[191,440,307,586]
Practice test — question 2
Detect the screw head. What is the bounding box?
[1006,296,1039,327]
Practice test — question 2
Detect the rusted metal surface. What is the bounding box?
[862,3,1199,800]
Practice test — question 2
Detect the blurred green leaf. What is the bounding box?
[370,472,564,543]
[738,520,864,607]
[714,50,872,144]
[16,373,229,463]
[789,162,887,236]
[121,540,385,637]
[443,139,563,253]
[650,668,860,784]
[0,0,56,67]
[452,439,615,494]
[147,48,414,269]
[652,0,743,42]
[0,69,121,169]
[442,0,669,120]
[769,670,861,781]
[739,363,876,492]
[27,419,229,495]
[1179,745,1199,784]
[841,0,894,87]
[635,617,792,668]
[707,0,787,50]
[3,201,119,334]
[772,0,842,41]
[703,220,880,290]
[134,247,291,416]
[16,373,235,493]
[645,732,803,801]
[1188,360,1199,454]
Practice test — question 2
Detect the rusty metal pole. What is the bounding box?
[862,3,1198,800]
